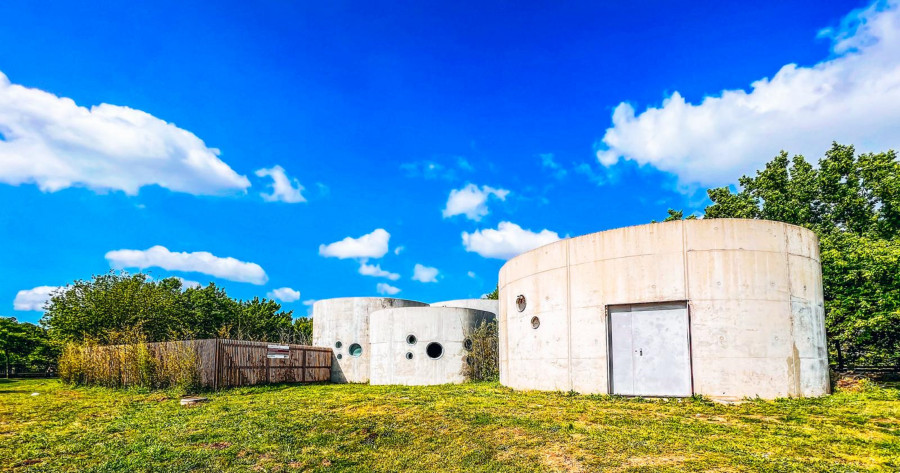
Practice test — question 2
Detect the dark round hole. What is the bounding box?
[516,295,527,312]
[335,341,342,349]
[336,354,343,359]
[406,334,417,345]
[463,339,473,351]
[426,342,443,359]
[531,316,540,329]
[349,343,363,357]
[405,352,413,360]
[465,356,473,366]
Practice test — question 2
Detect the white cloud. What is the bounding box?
[0,70,249,195]
[540,153,567,179]
[319,229,390,259]
[175,277,201,289]
[376,282,401,295]
[393,246,405,255]
[255,165,306,203]
[443,184,510,221]
[267,287,301,302]
[412,264,439,283]
[13,286,60,311]
[596,0,900,186]
[302,299,316,306]
[462,221,561,260]
[467,271,476,278]
[105,245,268,285]
[359,261,400,280]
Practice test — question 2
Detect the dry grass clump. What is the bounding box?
[463,319,499,382]
[58,329,200,393]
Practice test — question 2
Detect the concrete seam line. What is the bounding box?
[566,238,573,391]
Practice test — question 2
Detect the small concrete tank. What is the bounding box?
[499,218,829,400]
[430,299,499,317]
[369,306,495,385]
[313,297,428,383]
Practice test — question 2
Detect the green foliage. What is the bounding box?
[43,271,299,344]
[702,143,900,367]
[2,379,899,471]
[0,317,58,377]
[483,285,499,300]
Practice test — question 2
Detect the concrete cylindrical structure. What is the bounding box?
[313,297,428,383]
[499,219,829,400]
[430,299,499,317]
[369,307,495,385]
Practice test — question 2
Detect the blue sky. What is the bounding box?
[2,0,898,323]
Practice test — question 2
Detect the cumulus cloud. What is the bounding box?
[13,286,60,311]
[175,277,201,289]
[540,153,567,179]
[462,221,560,259]
[319,229,390,259]
[0,70,249,195]
[412,264,439,283]
[467,271,477,278]
[443,184,510,221]
[596,0,900,186]
[267,287,301,302]
[359,261,400,280]
[105,245,268,285]
[376,282,401,295]
[255,165,306,203]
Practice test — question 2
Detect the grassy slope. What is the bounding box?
[1,379,899,472]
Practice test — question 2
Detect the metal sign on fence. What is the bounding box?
[267,344,290,359]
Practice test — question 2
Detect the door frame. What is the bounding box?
[605,300,694,397]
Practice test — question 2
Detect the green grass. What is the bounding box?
[1,379,899,472]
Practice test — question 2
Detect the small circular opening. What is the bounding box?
[516,295,527,312]
[405,352,414,360]
[336,354,343,359]
[349,343,363,357]
[531,316,540,329]
[465,356,473,366]
[426,342,443,359]
[335,341,342,349]
[406,334,417,345]
[463,339,473,351]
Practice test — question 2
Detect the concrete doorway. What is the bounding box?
[608,302,692,397]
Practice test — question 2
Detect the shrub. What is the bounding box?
[463,320,499,382]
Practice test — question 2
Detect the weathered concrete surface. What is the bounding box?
[430,299,499,318]
[312,297,428,383]
[499,219,829,400]
[369,307,494,386]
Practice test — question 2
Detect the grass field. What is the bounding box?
[1,378,899,472]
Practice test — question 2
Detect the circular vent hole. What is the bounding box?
[348,343,363,357]
[335,341,342,349]
[426,342,443,359]
[463,339,473,351]
[531,316,540,329]
[336,354,343,359]
[405,352,413,360]
[406,334,417,345]
[516,295,527,312]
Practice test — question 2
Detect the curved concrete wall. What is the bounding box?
[369,307,495,385]
[499,219,829,400]
[312,297,428,383]
[430,299,499,317]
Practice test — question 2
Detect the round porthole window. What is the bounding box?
[463,338,473,351]
[406,334,417,345]
[531,316,540,329]
[405,352,414,360]
[336,354,343,359]
[335,341,342,349]
[426,342,443,359]
[465,356,473,366]
[349,343,363,357]
[516,295,527,312]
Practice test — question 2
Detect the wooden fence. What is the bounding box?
[78,339,332,389]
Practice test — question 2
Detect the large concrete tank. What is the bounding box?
[430,299,499,317]
[499,219,829,400]
[369,306,494,385]
[312,297,428,383]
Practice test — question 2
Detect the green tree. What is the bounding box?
[0,317,57,377]
[483,285,499,300]
[702,143,900,368]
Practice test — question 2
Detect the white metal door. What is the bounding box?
[609,302,692,397]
